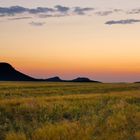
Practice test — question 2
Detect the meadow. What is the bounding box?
[0,82,140,140]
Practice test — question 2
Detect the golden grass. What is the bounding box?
[0,82,139,140]
[5,132,27,140]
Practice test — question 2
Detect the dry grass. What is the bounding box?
[0,82,139,140]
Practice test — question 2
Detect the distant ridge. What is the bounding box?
[71,77,100,83]
[0,62,101,82]
[45,76,64,82]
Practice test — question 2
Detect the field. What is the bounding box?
[0,82,140,140]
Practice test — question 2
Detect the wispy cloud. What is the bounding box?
[29,7,54,14]
[0,6,28,16]
[73,7,94,15]
[95,11,113,16]
[0,6,55,16]
[38,14,68,18]
[0,5,94,25]
[8,17,32,20]
[105,19,140,25]
[0,5,94,17]
[29,21,45,26]
[0,14,6,17]
[127,8,140,14]
[95,9,122,16]
[0,5,127,19]
[55,5,70,13]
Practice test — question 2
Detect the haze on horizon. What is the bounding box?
[0,0,140,82]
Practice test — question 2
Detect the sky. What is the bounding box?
[0,0,140,82]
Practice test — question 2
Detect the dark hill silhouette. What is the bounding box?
[0,62,101,82]
[0,63,36,81]
[71,77,100,83]
[46,76,64,82]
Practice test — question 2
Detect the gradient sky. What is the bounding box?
[1,0,140,82]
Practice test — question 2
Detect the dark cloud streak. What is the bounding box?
[105,19,140,25]
[74,7,94,15]
[8,17,32,20]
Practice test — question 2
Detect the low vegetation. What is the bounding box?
[0,82,140,140]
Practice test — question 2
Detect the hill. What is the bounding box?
[71,77,100,82]
[45,76,64,82]
[0,62,36,81]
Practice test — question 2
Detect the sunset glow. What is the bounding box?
[1,0,140,82]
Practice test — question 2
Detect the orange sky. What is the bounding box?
[1,2,140,82]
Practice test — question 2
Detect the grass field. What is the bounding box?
[0,82,140,140]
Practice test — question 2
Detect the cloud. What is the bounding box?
[8,17,32,20]
[29,7,54,14]
[1,5,140,19]
[29,21,45,26]
[2,5,140,26]
[105,19,140,25]
[95,9,122,16]
[0,6,55,16]
[95,11,113,16]
[55,5,70,13]
[73,7,94,15]
[0,14,6,17]
[0,5,95,25]
[39,14,67,18]
[0,6,28,16]
[0,5,93,17]
[127,8,140,14]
